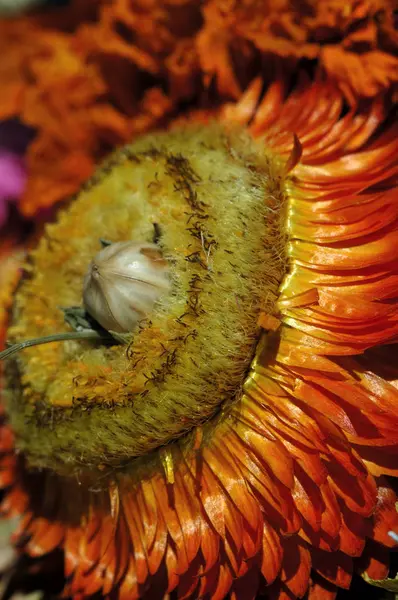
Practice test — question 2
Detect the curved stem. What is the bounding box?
[0,330,110,361]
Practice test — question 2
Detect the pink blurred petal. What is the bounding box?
[0,151,26,203]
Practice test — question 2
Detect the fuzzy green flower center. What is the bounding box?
[5,125,287,476]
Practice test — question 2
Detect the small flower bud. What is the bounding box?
[83,241,170,333]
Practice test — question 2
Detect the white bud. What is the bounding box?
[83,241,170,333]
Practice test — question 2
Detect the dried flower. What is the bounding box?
[1,2,398,600]
[0,76,398,600]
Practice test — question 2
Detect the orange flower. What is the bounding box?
[199,0,398,102]
[0,1,397,219]
[1,73,398,600]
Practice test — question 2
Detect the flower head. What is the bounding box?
[0,74,397,600]
[1,3,398,600]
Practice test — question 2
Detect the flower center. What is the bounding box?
[4,125,288,476]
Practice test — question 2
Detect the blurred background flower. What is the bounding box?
[0,0,397,220]
[0,120,32,227]
[0,151,25,228]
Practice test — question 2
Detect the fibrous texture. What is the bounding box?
[0,76,397,599]
[0,0,397,218]
[5,126,286,471]
[0,236,25,349]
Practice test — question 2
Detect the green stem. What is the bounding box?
[0,330,110,361]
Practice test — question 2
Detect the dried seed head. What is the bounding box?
[83,241,170,333]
